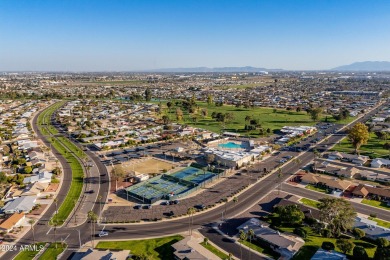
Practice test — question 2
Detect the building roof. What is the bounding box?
[354,217,390,241]
[70,248,131,260]
[2,196,37,213]
[301,173,352,190]
[0,213,25,230]
[171,236,208,260]
[352,184,390,198]
[237,218,304,255]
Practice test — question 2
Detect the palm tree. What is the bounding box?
[228,252,233,260]
[239,230,247,260]
[88,211,98,247]
[53,222,58,248]
[248,229,255,260]
[28,219,36,244]
[187,207,196,236]
[98,195,102,220]
[54,198,58,216]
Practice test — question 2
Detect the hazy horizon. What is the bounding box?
[1,0,390,71]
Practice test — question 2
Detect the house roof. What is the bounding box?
[237,218,304,254]
[0,213,25,230]
[301,173,352,190]
[353,184,390,198]
[2,196,37,213]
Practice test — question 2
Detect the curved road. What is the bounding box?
[4,101,386,260]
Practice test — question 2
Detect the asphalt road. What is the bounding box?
[3,101,385,260]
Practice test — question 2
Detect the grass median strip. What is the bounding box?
[37,101,85,225]
[14,242,46,260]
[39,243,67,260]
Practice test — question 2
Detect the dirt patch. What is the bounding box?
[27,204,48,216]
[47,183,59,192]
[121,158,176,175]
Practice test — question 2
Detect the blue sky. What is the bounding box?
[1,0,389,71]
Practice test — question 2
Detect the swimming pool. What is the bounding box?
[218,142,243,149]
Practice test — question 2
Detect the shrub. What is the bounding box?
[353,246,368,260]
[376,237,390,248]
[321,228,332,238]
[293,227,307,238]
[321,241,335,251]
[304,216,317,226]
[352,228,365,239]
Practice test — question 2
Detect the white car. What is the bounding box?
[98,231,108,237]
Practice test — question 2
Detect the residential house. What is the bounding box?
[314,161,359,178]
[70,248,131,260]
[301,173,352,192]
[371,158,390,169]
[358,170,390,183]
[172,236,217,260]
[1,196,37,214]
[21,182,49,197]
[352,184,390,201]
[237,218,305,259]
[354,217,390,241]
[327,152,369,165]
[0,213,25,233]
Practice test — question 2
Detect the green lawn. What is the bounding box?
[37,101,85,225]
[362,199,390,210]
[96,235,184,260]
[369,217,390,228]
[305,184,328,193]
[272,226,377,259]
[200,242,229,259]
[332,132,390,158]
[300,198,320,208]
[14,243,46,260]
[39,243,67,260]
[154,100,353,137]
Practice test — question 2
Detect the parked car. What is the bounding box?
[194,204,205,210]
[134,205,142,209]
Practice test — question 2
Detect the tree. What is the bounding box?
[203,237,208,245]
[248,229,255,260]
[166,101,172,112]
[187,207,196,236]
[205,154,215,164]
[353,246,368,260]
[318,198,356,237]
[88,211,98,247]
[276,205,304,225]
[207,94,213,105]
[176,108,183,121]
[352,228,365,240]
[239,230,247,260]
[348,122,369,154]
[321,241,335,250]
[308,107,323,122]
[294,227,307,238]
[28,219,36,244]
[23,166,32,174]
[110,165,126,191]
[162,115,170,125]
[374,247,390,260]
[377,237,390,248]
[336,238,354,254]
[144,88,152,101]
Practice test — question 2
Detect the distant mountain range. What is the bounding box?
[331,61,390,71]
[145,66,283,73]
